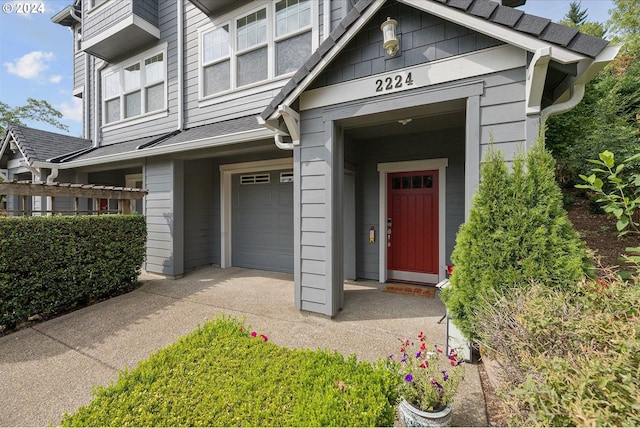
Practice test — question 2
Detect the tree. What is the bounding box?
[608,0,640,49]
[558,1,606,38]
[0,98,68,137]
[440,140,589,342]
[546,0,640,186]
[559,1,588,27]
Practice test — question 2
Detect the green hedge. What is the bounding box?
[61,316,400,427]
[0,215,146,330]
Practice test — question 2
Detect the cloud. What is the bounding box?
[49,75,62,84]
[4,51,55,79]
[57,97,83,123]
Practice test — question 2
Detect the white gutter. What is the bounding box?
[176,0,184,131]
[258,105,300,150]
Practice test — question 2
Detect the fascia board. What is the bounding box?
[33,128,274,170]
[399,0,586,64]
[268,0,387,121]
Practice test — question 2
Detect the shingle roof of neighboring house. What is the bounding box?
[3,124,92,164]
[260,0,612,121]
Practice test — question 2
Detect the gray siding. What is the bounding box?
[73,52,84,92]
[83,1,132,40]
[144,158,184,276]
[83,0,157,40]
[350,128,465,280]
[184,158,215,270]
[100,1,178,145]
[310,2,503,89]
[479,67,527,159]
[182,2,282,128]
[297,108,332,315]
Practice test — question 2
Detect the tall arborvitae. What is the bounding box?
[441,138,590,342]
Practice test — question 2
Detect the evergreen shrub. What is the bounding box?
[60,316,400,427]
[440,140,589,342]
[0,215,146,330]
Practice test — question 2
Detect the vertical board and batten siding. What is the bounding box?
[99,1,178,146]
[144,159,184,276]
[131,0,159,27]
[184,158,215,270]
[350,127,466,280]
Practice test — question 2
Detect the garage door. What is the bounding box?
[232,169,294,273]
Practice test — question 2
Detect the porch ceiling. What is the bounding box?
[343,101,466,140]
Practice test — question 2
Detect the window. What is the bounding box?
[103,51,166,125]
[200,0,313,98]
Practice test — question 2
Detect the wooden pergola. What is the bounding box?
[0,180,148,215]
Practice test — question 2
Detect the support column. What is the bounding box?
[144,158,184,277]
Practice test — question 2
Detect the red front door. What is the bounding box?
[387,171,439,284]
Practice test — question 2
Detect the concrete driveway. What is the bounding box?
[0,266,487,426]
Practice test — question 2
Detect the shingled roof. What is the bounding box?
[2,124,92,165]
[261,0,612,121]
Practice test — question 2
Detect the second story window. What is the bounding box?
[103,50,166,125]
[200,0,314,98]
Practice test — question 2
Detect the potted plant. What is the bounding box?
[388,332,465,427]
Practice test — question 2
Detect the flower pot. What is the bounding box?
[398,399,452,427]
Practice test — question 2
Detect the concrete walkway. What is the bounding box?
[0,266,487,427]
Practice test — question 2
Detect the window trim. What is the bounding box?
[101,45,168,128]
[198,0,317,101]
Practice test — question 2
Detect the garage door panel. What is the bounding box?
[232,170,294,273]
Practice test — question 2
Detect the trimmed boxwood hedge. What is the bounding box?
[61,316,400,427]
[0,215,146,330]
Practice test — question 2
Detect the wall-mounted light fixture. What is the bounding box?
[380,17,399,57]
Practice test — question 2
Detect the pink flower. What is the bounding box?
[419,359,429,368]
[259,334,268,342]
[251,331,257,337]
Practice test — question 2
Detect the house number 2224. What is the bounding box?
[375,72,414,92]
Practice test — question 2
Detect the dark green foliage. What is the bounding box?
[440,141,589,342]
[60,316,400,427]
[476,274,640,426]
[0,98,69,136]
[0,215,146,330]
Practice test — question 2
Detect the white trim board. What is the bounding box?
[219,157,294,269]
[377,158,448,284]
[300,44,526,111]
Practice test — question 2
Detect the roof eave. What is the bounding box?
[399,0,588,64]
[36,127,274,170]
[266,0,386,121]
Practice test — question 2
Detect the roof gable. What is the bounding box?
[1,125,92,166]
[261,0,613,121]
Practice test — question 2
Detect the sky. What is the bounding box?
[0,0,617,139]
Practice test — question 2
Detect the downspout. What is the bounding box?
[540,83,585,122]
[258,105,300,150]
[70,7,91,140]
[176,0,184,131]
[46,168,59,184]
[94,60,109,147]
